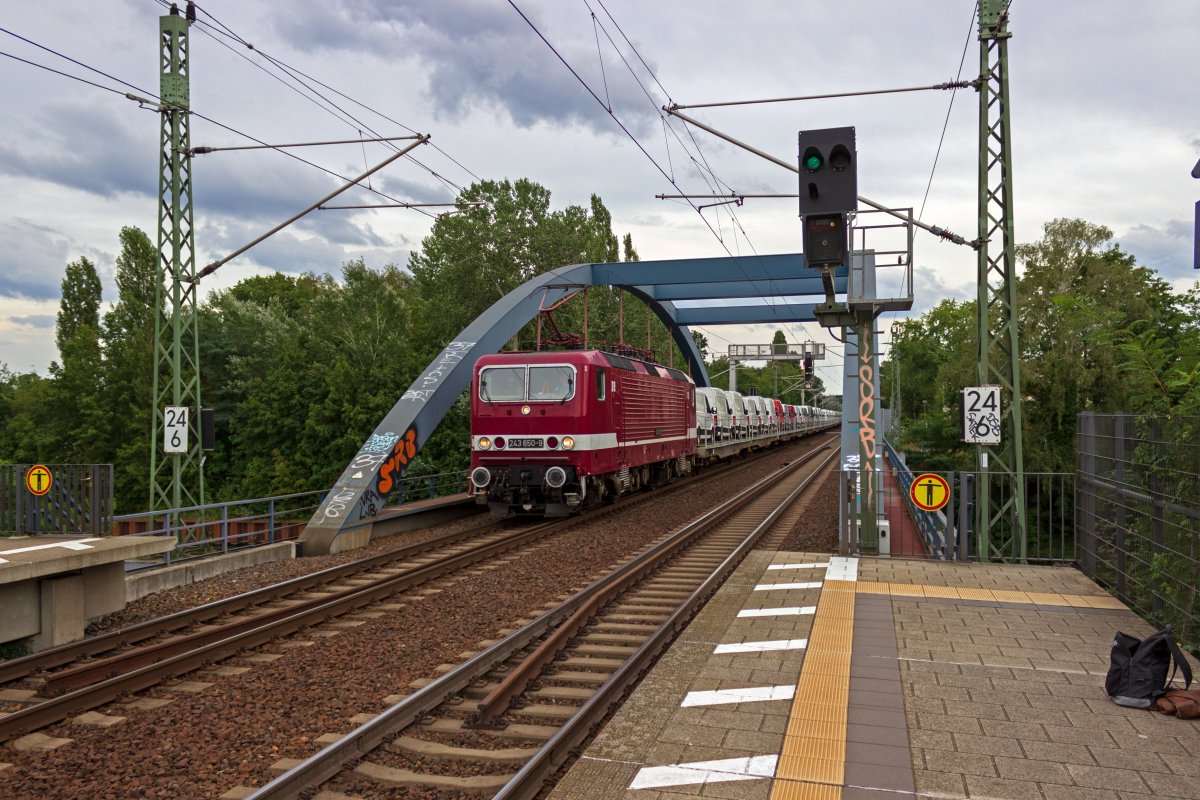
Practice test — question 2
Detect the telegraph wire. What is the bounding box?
[579,2,817,355]
[918,1,978,222]
[0,49,134,98]
[1,23,439,219]
[183,1,478,194]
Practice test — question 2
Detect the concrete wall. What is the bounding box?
[125,542,296,603]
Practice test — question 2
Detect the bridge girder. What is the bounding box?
[300,252,839,555]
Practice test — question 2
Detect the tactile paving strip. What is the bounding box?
[856,581,1127,609]
[770,573,857,800]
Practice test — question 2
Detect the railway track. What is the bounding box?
[247,440,838,799]
[0,436,830,744]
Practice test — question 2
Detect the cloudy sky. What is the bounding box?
[1,0,1197,391]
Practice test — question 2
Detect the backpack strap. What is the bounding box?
[1166,636,1193,690]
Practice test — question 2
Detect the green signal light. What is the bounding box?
[803,153,823,171]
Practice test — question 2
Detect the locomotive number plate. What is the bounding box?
[508,438,544,448]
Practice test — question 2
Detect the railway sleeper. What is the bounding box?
[387,734,539,764]
[421,716,557,741]
[354,761,513,793]
[570,643,638,658]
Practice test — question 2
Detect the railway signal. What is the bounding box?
[798,127,857,268]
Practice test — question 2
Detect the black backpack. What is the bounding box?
[1107,630,1193,708]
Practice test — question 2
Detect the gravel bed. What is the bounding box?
[777,466,841,553]
[84,514,500,636]
[1,439,829,800]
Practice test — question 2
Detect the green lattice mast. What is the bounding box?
[150,4,204,513]
[975,0,1026,559]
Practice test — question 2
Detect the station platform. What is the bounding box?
[0,534,175,650]
[550,553,1199,800]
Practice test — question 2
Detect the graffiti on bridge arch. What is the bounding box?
[857,330,876,515]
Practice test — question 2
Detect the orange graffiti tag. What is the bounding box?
[376,428,419,495]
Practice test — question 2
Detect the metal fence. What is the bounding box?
[844,444,1075,563]
[0,464,114,536]
[117,469,469,569]
[1077,412,1200,649]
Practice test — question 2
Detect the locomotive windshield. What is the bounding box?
[478,364,576,402]
[529,366,575,402]
[479,366,525,402]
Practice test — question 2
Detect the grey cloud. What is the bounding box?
[202,220,406,276]
[1118,219,1195,280]
[11,315,56,328]
[0,220,71,299]
[375,174,457,205]
[0,99,155,199]
[273,1,658,135]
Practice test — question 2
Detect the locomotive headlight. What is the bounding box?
[561,436,576,450]
[521,405,531,415]
[478,436,492,450]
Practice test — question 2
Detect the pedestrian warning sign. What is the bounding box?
[25,464,53,497]
[910,473,949,512]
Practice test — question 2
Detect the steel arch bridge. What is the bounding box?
[300,253,847,555]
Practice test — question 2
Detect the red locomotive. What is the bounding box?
[469,350,696,516]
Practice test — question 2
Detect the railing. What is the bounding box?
[119,470,468,569]
[1076,412,1200,651]
[883,441,950,558]
[848,442,1075,563]
[1,464,114,536]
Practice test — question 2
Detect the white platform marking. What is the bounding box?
[0,538,101,564]
[766,562,828,570]
[737,606,816,618]
[713,638,807,654]
[825,556,859,581]
[629,754,779,789]
[681,685,795,707]
[753,581,823,592]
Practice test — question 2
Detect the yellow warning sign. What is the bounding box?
[25,464,53,497]
[910,473,949,512]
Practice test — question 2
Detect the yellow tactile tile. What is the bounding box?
[782,718,844,741]
[776,754,845,784]
[770,778,843,800]
[1023,591,1070,605]
[786,701,847,727]
[1057,593,1093,608]
[796,681,854,695]
[887,582,926,597]
[855,581,890,594]
[800,653,851,677]
[782,736,845,762]
[956,587,998,601]
[990,590,1033,604]
[919,585,961,599]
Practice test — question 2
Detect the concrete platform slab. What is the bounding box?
[549,554,1191,800]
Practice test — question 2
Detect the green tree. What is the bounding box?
[100,227,158,511]
[49,257,104,462]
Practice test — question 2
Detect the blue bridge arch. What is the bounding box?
[300,252,846,554]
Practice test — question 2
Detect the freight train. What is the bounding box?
[469,349,838,517]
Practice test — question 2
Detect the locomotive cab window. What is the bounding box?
[595,368,606,401]
[479,366,525,402]
[529,365,575,402]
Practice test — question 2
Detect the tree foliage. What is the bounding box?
[1,180,701,514]
[886,218,1199,472]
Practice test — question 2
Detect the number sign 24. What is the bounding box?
[164,405,189,454]
[961,386,1001,445]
